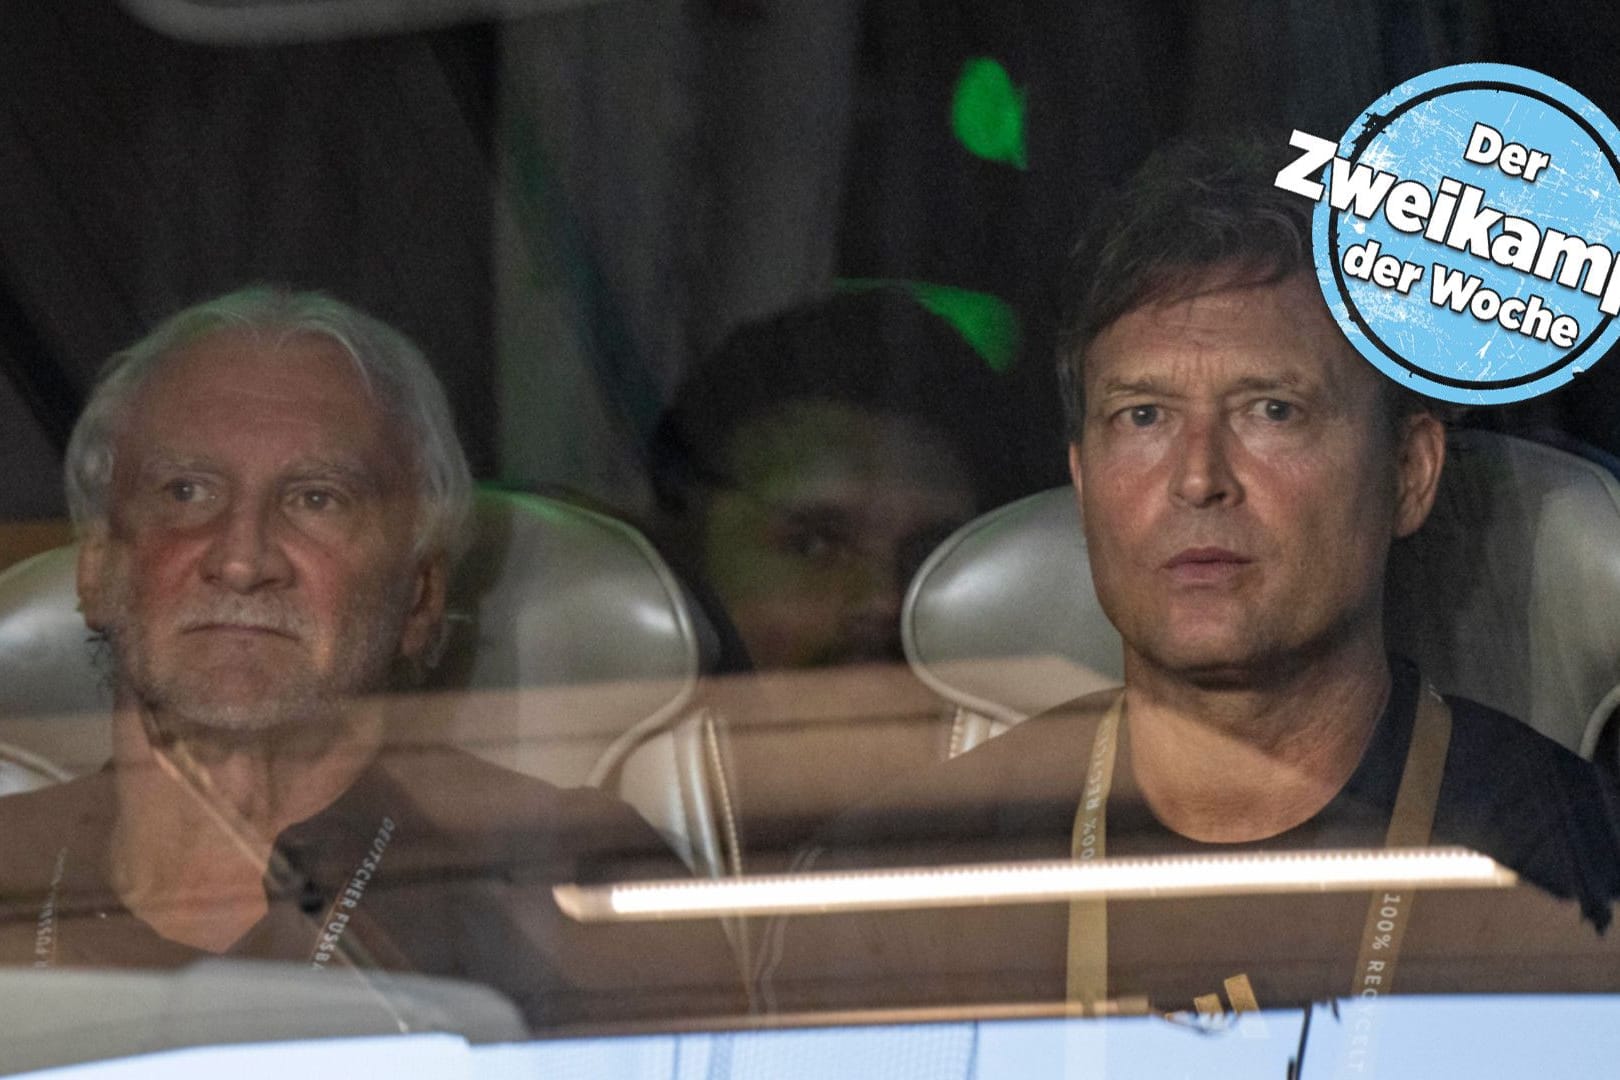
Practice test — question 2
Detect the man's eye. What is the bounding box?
[787,529,836,561]
[1259,399,1297,422]
[164,479,205,503]
[1124,404,1160,428]
[777,517,857,564]
[296,489,340,512]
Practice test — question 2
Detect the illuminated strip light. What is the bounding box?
[554,847,1515,923]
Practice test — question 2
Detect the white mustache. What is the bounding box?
[176,600,311,638]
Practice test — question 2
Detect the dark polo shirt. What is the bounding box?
[757,659,1620,1015]
[0,745,741,1031]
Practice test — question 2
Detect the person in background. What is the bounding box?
[651,286,1023,672]
[643,287,1033,869]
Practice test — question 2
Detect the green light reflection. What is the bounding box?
[951,58,1027,170]
[838,279,1021,374]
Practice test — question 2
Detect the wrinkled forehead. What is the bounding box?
[727,400,976,500]
[116,327,408,486]
[1082,272,1377,398]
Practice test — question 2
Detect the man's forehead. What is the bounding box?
[133,447,378,486]
[116,329,403,478]
[1092,366,1326,402]
[140,327,366,399]
[731,401,972,494]
[1084,273,1366,395]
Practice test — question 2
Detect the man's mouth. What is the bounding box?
[182,620,298,640]
[1161,547,1252,584]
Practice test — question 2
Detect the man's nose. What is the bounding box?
[201,499,293,592]
[841,555,907,660]
[1169,416,1242,508]
[852,560,905,621]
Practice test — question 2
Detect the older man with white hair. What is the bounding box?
[0,287,735,1028]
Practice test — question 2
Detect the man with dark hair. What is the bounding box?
[759,141,1620,1015]
[638,288,1033,874]
[1057,137,1430,443]
[0,288,737,1029]
[653,286,1020,671]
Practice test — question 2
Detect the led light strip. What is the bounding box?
[554,847,1515,922]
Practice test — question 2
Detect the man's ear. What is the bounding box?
[398,551,449,667]
[1393,413,1446,539]
[76,526,111,632]
[1067,442,1084,500]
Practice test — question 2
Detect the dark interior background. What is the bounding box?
[3,0,1617,526]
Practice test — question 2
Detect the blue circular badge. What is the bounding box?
[1309,63,1620,404]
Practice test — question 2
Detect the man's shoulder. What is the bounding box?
[0,771,114,889]
[372,745,683,871]
[922,688,1119,782]
[809,690,1116,866]
[1437,692,1620,918]
[1440,691,1613,810]
[0,772,113,838]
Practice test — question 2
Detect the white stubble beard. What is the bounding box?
[99,566,416,740]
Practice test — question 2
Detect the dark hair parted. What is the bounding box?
[651,287,1016,516]
[1056,135,1433,441]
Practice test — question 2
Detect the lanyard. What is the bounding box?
[1066,694,1123,1007]
[1065,683,1454,1011]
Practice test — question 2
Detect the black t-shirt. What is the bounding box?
[756,659,1620,1015]
[0,745,742,1030]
